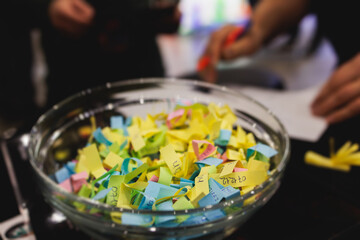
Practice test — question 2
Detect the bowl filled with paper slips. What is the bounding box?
[28,78,290,240]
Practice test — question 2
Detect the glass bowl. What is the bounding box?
[28,78,290,240]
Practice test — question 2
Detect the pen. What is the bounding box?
[197,20,251,72]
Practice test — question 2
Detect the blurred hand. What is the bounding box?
[49,0,95,36]
[312,53,360,124]
[198,24,264,83]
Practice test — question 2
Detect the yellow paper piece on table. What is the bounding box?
[305,151,350,172]
[335,141,353,158]
[210,171,268,188]
[247,158,270,172]
[103,152,124,170]
[335,153,360,165]
[160,144,183,176]
[158,167,172,186]
[333,142,359,162]
[219,161,238,177]
[128,124,146,152]
[117,183,132,209]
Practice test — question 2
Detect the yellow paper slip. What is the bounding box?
[106,175,125,206]
[195,171,209,195]
[226,149,243,161]
[127,125,146,152]
[103,152,124,170]
[305,151,350,172]
[160,144,183,176]
[219,161,238,177]
[247,158,270,172]
[124,163,149,183]
[83,144,104,173]
[210,171,268,188]
[116,183,132,209]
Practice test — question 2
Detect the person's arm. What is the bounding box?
[48,0,95,37]
[199,0,311,83]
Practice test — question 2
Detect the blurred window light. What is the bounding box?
[179,0,251,35]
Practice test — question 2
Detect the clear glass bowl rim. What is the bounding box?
[28,78,291,216]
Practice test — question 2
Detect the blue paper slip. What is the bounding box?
[138,194,155,210]
[110,116,124,129]
[195,157,223,167]
[93,127,112,146]
[204,209,225,221]
[209,178,224,191]
[122,213,153,226]
[92,187,113,200]
[144,181,181,199]
[221,186,240,199]
[180,215,208,226]
[111,115,129,136]
[247,143,278,159]
[121,157,143,174]
[155,200,176,225]
[65,162,76,174]
[55,167,71,184]
[214,129,231,146]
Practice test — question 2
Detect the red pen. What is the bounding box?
[197,22,250,72]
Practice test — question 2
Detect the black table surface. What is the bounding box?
[1,116,360,240]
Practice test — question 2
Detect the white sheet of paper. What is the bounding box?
[228,84,328,142]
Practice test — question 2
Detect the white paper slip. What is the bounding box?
[229,85,328,142]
